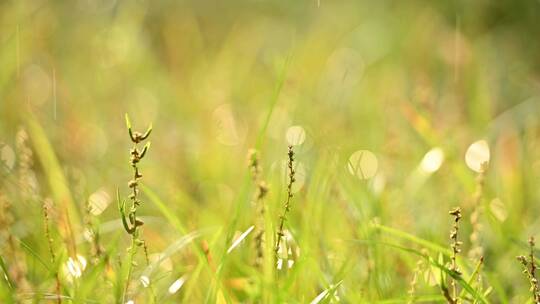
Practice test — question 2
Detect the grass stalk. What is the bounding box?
[247,149,269,268]
[468,163,487,261]
[42,198,61,304]
[517,236,540,303]
[118,114,153,303]
[275,145,296,263]
[448,207,462,304]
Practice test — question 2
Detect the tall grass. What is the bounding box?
[1,1,540,303]
[117,114,153,303]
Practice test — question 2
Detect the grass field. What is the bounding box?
[1,0,540,303]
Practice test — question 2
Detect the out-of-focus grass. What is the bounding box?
[1,0,540,303]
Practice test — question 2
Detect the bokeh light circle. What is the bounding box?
[286,125,306,146]
[420,147,444,173]
[465,140,490,173]
[348,150,378,180]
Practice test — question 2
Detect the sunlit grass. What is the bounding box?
[1,1,540,303]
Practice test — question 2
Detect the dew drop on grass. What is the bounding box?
[286,125,306,146]
[465,139,490,172]
[0,143,15,171]
[347,150,378,180]
[420,147,444,173]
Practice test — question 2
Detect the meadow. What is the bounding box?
[1,0,540,303]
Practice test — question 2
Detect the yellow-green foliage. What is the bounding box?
[1,1,540,303]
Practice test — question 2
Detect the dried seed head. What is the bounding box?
[448,206,463,301]
[247,148,269,268]
[275,145,297,261]
[516,237,540,303]
[247,149,259,166]
[120,114,152,236]
[449,207,462,219]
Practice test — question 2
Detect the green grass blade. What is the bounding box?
[25,113,81,251]
[374,294,446,303]
[374,224,450,255]
[206,51,293,304]
[141,184,188,235]
[350,240,489,303]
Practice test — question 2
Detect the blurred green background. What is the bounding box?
[1,0,540,302]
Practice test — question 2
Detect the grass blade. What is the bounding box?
[25,113,80,254]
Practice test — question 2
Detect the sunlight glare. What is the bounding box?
[168,276,187,294]
[420,147,444,173]
[348,150,378,179]
[64,254,87,279]
[88,188,111,215]
[227,225,255,254]
[286,125,306,146]
[140,275,150,288]
[465,140,490,172]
